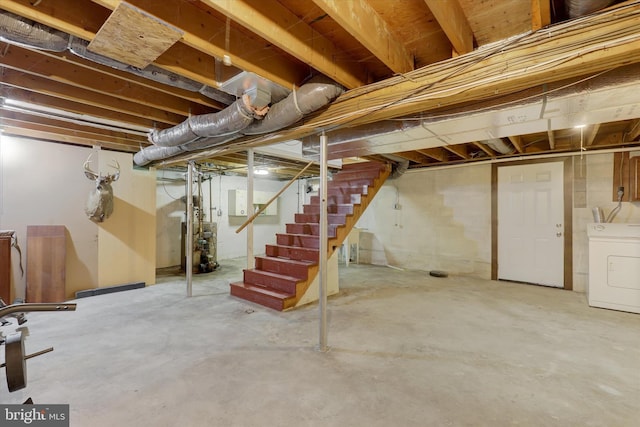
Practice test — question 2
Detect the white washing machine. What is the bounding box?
[587,223,640,314]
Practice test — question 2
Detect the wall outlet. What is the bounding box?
[394,203,401,210]
[217,209,222,216]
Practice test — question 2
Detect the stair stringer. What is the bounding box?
[288,163,391,309]
[293,251,339,308]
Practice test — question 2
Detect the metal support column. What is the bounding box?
[246,149,255,269]
[318,133,328,351]
[186,161,194,297]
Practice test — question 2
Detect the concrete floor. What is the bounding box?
[2,258,639,426]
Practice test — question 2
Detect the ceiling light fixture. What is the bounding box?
[253,168,269,176]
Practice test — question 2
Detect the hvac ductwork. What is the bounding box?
[0,11,68,51]
[0,11,234,105]
[483,138,515,154]
[565,0,618,18]
[148,97,256,147]
[133,78,344,166]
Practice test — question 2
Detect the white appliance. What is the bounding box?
[587,223,640,314]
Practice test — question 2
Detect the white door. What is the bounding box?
[498,162,564,287]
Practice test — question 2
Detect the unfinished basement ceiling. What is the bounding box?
[1,0,639,178]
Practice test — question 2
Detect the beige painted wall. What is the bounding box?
[0,136,156,300]
[97,151,156,287]
[0,136,98,300]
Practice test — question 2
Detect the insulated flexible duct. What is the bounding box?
[565,0,617,18]
[242,79,344,135]
[148,97,255,146]
[134,77,344,166]
[484,138,515,154]
[0,11,68,51]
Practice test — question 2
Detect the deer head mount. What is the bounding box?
[84,155,120,223]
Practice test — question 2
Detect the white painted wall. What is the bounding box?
[155,170,305,268]
[0,135,155,300]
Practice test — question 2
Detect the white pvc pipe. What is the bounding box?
[318,133,328,352]
[247,149,254,269]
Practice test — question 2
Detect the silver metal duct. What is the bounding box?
[389,160,409,179]
[0,11,68,51]
[0,11,234,105]
[148,97,255,146]
[133,78,344,166]
[484,138,515,154]
[565,0,617,18]
[300,120,422,158]
[242,79,344,135]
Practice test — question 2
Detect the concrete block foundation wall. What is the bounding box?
[356,164,492,277]
[358,153,640,292]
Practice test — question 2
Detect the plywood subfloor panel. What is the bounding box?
[26,225,66,303]
[88,1,184,68]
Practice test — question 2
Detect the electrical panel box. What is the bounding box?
[228,189,278,216]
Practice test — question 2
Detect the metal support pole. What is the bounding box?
[186,161,194,297]
[247,149,255,269]
[318,133,328,351]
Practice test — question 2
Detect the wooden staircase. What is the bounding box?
[230,161,391,311]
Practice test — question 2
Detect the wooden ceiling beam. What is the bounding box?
[0,112,146,150]
[423,0,474,55]
[39,50,226,111]
[547,130,556,149]
[442,144,471,159]
[0,45,207,116]
[0,86,160,130]
[0,68,183,125]
[95,0,314,88]
[585,123,601,147]
[170,3,640,164]
[393,151,432,165]
[531,0,551,31]
[199,0,367,88]
[416,148,447,162]
[312,0,414,75]
[2,0,219,88]
[472,142,497,157]
[507,136,524,153]
[625,119,640,141]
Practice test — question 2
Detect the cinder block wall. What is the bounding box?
[358,153,640,291]
[356,164,492,277]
